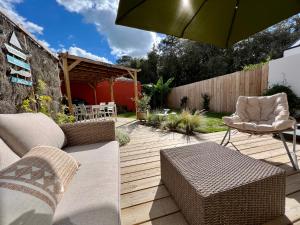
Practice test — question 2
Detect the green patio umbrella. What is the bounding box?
[116,0,300,48]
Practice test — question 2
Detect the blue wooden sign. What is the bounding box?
[7,55,31,71]
[11,77,32,86]
[10,68,32,78]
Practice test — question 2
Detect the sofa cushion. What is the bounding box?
[0,138,20,170]
[53,141,120,225]
[0,113,66,157]
[0,146,79,225]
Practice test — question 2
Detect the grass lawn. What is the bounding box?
[118,112,136,118]
[195,112,231,133]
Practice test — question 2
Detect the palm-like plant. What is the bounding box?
[144,77,174,108]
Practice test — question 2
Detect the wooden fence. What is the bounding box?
[167,64,269,113]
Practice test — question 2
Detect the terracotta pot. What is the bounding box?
[137,111,147,120]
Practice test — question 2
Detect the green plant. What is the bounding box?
[180,96,188,110]
[55,106,75,125]
[36,79,47,95]
[21,79,76,124]
[179,110,201,135]
[161,113,181,131]
[201,93,210,111]
[116,129,130,146]
[21,98,34,112]
[37,95,52,116]
[243,57,270,71]
[146,113,166,127]
[143,77,174,108]
[135,94,151,112]
[264,84,299,114]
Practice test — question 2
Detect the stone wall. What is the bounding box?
[0,12,61,114]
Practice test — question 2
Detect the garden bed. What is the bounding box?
[145,110,230,134]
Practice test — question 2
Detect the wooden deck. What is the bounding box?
[120,124,300,225]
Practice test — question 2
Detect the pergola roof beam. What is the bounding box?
[68,59,82,72]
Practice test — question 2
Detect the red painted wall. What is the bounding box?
[62,80,141,111]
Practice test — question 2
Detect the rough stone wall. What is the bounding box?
[0,13,61,114]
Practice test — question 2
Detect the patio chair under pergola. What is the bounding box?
[58,53,140,115]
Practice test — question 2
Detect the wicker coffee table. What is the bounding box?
[160,142,286,225]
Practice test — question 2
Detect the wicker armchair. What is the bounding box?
[221,93,299,170]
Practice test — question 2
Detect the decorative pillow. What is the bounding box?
[0,138,20,170]
[0,146,79,225]
[0,113,66,157]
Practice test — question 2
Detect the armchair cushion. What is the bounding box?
[224,93,295,133]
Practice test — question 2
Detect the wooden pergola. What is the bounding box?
[58,52,140,114]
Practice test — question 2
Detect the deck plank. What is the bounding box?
[121,185,169,208]
[121,197,179,225]
[121,161,160,175]
[139,212,188,225]
[121,176,162,194]
[122,167,161,183]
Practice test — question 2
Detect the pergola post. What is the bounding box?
[128,70,139,118]
[109,78,114,102]
[62,55,73,114]
[133,71,138,117]
[88,83,97,104]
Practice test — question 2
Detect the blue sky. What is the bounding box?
[0,0,161,63]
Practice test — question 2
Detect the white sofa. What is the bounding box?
[0,113,120,225]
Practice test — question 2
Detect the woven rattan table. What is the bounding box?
[160,142,286,225]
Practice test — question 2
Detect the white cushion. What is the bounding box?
[0,146,79,225]
[53,141,120,225]
[0,113,66,157]
[0,138,20,170]
[224,93,295,132]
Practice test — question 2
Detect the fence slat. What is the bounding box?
[167,65,269,113]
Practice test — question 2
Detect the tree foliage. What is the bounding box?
[117,15,300,88]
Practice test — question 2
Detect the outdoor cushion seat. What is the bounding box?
[222,92,299,171]
[223,93,295,133]
[53,141,120,225]
[0,113,66,157]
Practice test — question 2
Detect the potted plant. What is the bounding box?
[136,94,151,120]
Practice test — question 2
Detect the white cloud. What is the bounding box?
[60,46,112,64]
[38,39,58,54]
[0,0,44,34]
[56,0,160,58]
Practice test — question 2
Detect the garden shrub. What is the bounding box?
[264,84,299,114]
[161,113,181,131]
[179,110,201,135]
[146,113,165,127]
[201,93,210,111]
[21,79,75,124]
[180,96,188,110]
[116,129,130,146]
[55,108,76,125]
